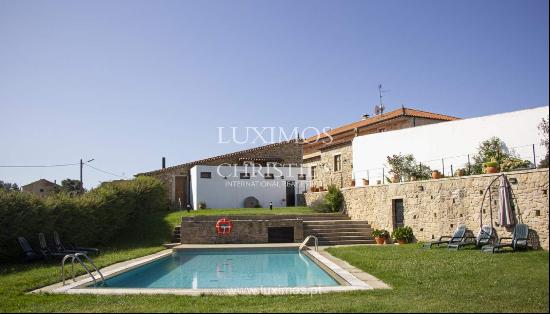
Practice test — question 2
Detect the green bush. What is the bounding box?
[324,185,344,212]
[500,158,533,172]
[391,226,414,242]
[0,176,167,262]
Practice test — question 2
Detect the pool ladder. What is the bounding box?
[61,253,105,286]
[299,235,318,252]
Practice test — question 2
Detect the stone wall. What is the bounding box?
[305,169,549,249]
[180,216,304,244]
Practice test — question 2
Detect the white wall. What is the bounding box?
[353,106,549,186]
[190,165,309,210]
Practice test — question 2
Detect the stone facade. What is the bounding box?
[305,169,549,249]
[302,108,458,191]
[138,141,303,208]
[180,216,304,244]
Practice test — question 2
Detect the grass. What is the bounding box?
[164,206,323,228]
[0,208,548,313]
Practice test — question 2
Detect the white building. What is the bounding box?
[352,106,549,186]
[190,165,309,210]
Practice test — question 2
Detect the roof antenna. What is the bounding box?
[374,84,386,115]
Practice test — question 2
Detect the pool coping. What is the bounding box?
[32,244,388,295]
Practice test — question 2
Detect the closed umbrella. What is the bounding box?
[498,175,516,227]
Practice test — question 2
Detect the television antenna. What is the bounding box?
[374,84,388,115]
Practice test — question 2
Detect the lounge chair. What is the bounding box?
[53,231,100,256]
[38,233,71,259]
[17,237,43,262]
[422,224,467,249]
[481,224,529,253]
[448,225,495,250]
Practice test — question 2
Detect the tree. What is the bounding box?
[471,137,512,174]
[60,179,83,194]
[538,116,549,168]
[0,180,19,191]
[386,153,431,181]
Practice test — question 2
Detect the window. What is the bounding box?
[311,166,317,180]
[200,172,212,179]
[334,155,342,172]
[298,174,307,180]
[240,173,251,179]
[264,173,275,180]
[39,188,44,192]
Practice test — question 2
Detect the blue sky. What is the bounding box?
[0,0,548,188]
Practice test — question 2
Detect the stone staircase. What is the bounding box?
[303,215,375,246]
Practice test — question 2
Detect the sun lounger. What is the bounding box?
[481,224,529,253]
[422,224,467,249]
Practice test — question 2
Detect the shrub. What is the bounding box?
[500,158,533,172]
[391,226,414,242]
[199,201,207,209]
[482,160,499,168]
[324,185,344,212]
[0,176,167,262]
[372,229,389,238]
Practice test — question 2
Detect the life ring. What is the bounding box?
[215,218,233,236]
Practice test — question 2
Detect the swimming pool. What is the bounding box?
[41,245,377,295]
[98,248,339,289]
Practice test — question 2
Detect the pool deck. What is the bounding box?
[32,244,390,296]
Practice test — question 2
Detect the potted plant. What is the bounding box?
[409,175,417,182]
[431,170,442,179]
[372,229,389,245]
[391,226,414,245]
[483,160,499,174]
[362,178,370,186]
[199,201,207,209]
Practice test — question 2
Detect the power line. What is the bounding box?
[0,163,79,168]
[84,163,126,178]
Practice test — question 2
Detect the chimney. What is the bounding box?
[162,157,166,169]
[362,114,370,120]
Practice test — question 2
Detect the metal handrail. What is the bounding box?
[299,235,318,252]
[61,253,105,286]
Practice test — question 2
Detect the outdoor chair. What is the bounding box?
[38,233,71,259]
[53,231,100,256]
[481,224,529,254]
[422,224,467,249]
[17,237,43,262]
[448,225,495,250]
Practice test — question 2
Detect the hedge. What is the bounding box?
[0,176,167,262]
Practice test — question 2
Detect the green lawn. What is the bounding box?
[164,206,322,227]
[0,208,548,313]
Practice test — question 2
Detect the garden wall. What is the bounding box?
[305,169,549,249]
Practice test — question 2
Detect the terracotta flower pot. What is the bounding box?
[375,237,385,245]
[362,179,370,186]
[410,176,417,182]
[391,174,400,183]
[485,166,499,174]
[396,238,408,245]
[431,171,442,179]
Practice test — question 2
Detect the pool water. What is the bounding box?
[99,248,340,289]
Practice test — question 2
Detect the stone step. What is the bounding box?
[318,239,375,246]
[306,230,373,237]
[304,220,369,224]
[317,235,372,241]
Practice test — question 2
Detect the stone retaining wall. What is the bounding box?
[180,216,304,244]
[305,169,549,249]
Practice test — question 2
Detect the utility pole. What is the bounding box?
[80,158,83,192]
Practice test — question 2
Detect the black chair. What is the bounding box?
[17,237,43,262]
